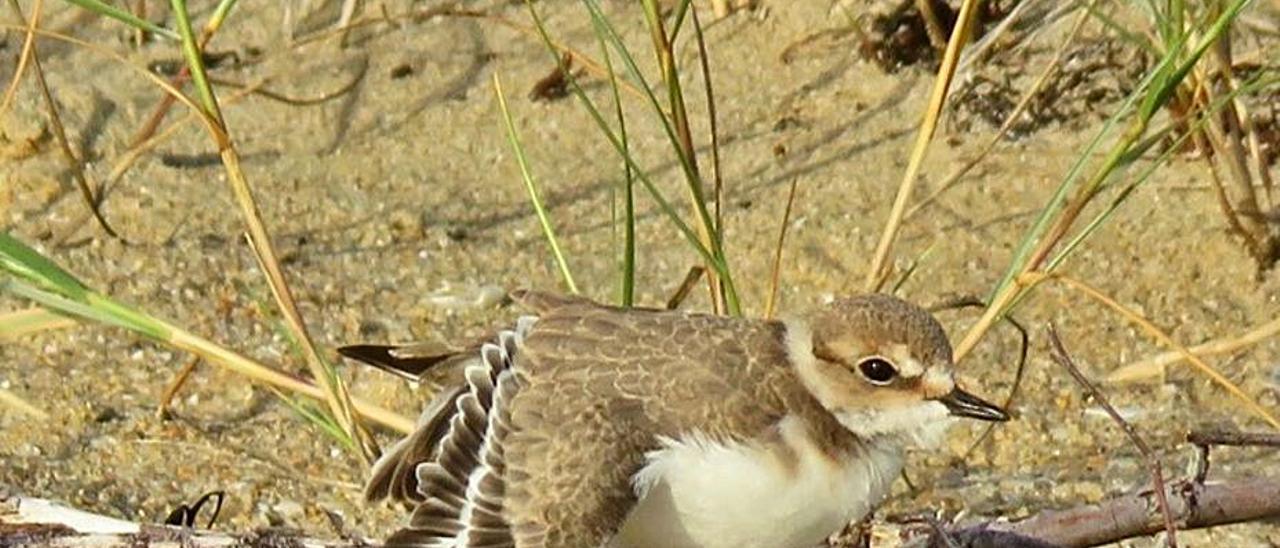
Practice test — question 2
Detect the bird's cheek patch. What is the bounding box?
[921,367,955,399]
[836,401,953,445]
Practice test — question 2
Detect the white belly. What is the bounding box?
[610,417,904,548]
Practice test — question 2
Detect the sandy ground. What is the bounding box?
[2,0,1278,545]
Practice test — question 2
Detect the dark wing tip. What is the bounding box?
[338,344,454,381]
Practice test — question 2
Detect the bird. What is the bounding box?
[340,290,1009,548]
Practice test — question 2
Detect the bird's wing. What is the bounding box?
[338,343,478,503]
[356,302,804,548]
[379,321,532,548]
[508,289,599,314]
[498,306,798,547]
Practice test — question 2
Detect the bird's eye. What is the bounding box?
[857,357,898,385]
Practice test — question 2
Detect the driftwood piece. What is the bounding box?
[954,477,1280,547]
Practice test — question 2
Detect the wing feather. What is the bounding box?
[372,320,534,547]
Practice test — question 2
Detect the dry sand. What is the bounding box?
[2,0,1278,545]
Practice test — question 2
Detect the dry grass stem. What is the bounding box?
[337,0,359,45]
[641,0,724,314]
[863,0,983,292]
[164,328,414,434]
[1168,9,1279,269]
[0,308,76,339]
[8,0,119,239]
[0,386,49,420]
[666,266,706,310]
[763,178,799,319]
[957,0,1053,73]
[1025,272,1280,429]
[0,0,41,118]
[126,3,232,148]
[908,0,1098,220]
[709,0,729,18]
[153,3,380,462]
[1110,315,1280,382]
[691,6,724,242]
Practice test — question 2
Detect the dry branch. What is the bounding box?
[960,477,1280,547]
[1047,325,1177,546]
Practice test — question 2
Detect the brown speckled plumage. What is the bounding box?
[341,290,980,548]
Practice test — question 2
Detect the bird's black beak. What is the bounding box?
[938,387,1010,422]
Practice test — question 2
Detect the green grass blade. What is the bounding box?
[1082,5,1157,55]
[493,74,580,295]
[60,0,179,40]
[522,0,741,312]
[271,389,357,452]
[169,0,222,121]
[1047,73,1279,273]
[1,234,172,339]
[983,36,1183,304]
[580,0,739,314]
[2,278,170,340]
[1139,0,1251,120]
[0,233,88,299]
[209,0,240,29]
[594,30,637,307]
[593,0,722,242]
[669,0,693,42]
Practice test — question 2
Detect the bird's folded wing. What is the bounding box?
[495,307,797,547]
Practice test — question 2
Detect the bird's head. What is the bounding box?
[787,294,1008,445]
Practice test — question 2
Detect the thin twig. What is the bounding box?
[970,476,1280,546]
[764,178,799,319]
[923,512,961,548]
[7,0,118,238]
[156,356,200,419]
[1187,430,1280,448]
[667,266,706,310]
[1188,429,1280,483]
[1047,324,1178,547]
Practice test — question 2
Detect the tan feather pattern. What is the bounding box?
[381,321,532,547]
[357,292,979,548]
[366,384,465,504]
